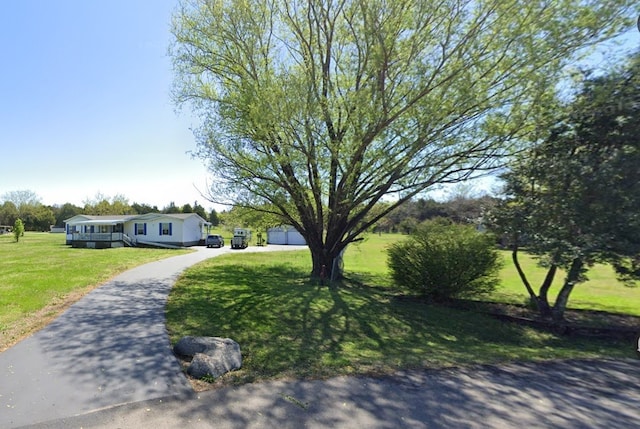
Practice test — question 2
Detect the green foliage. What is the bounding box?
[219,205,282,233]
[1,190,55,232]
[131,202,160,214]
[180,202,208,220]
[377,195,498,233]
[162,202,181,214]
[83,193,135,216]
[208,208,220,227]
[19,204,55,231]
[170,0,635,278]
[53,203,84,226]
[387,220,502,301]
[192,202,208,220]
[13,219,24,242]
[489,51,640,320]
[0,201,19,227]
[495,249,640,316]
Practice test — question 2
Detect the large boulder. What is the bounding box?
[174,336,242,379]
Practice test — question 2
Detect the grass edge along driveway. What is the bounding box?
[0,232,191,351]
[166,249,636,387]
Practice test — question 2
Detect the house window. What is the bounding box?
[135,223,146,235]
[160,222,172,236]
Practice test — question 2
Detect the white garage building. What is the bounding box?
[266,225,307,245]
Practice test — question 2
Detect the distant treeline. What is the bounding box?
[0,191,220,232]
[1,189,497,234]
[373,195,498,234]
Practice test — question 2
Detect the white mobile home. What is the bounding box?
[64,213,210,248]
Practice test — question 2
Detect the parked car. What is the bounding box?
[206,234,224,248]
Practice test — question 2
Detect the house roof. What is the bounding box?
[64,214,137,224]
[64,213,210,225]
[72,219,127,226]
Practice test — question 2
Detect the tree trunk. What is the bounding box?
[551,258,584,322]
[512,242,554,318]
[537,264,557,319]
[512,245,538,304]
[308,235,344,283]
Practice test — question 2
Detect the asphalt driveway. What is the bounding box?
[1,244,638,428]
[21,359,640,429]
[0,245,304,428]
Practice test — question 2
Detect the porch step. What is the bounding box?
[122,234,136,247]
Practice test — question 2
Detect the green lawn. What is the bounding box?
[166,234,638,385]
[346,234,640,316]
[495,251,640,316]
[2,231,637,385]
[0,232,190,350]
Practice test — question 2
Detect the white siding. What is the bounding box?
[65,213,209,247]
[287,231,306,245]
[268,230,287,244]
[182,215,205,244]
[267,226,306,245]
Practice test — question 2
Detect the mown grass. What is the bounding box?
[167,235,637,385]
[495,250,640,316]
[0,232,190,349]
[3,231,637,385]
[346,234,640,316]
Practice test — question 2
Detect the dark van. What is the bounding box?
[206,234,224,248]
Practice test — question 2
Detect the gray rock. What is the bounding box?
[187,350,242,379]
[174,336,242,379]
[174,336,214,356]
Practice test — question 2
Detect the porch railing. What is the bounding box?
[72,232,124,242]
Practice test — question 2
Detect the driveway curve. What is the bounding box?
[0,245,306,428]
[2,245,639,428]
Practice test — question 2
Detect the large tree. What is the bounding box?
[171,0,635,278]
[83,193,134,216]
[1,190,55,232]
[1,190,40,209]
[52,203,84,227]
[490,52,640,322]
[20,204,55,232]
[0,201,19,227]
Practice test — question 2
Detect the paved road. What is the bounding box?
[21,359,640,428]
[0,245,305,428]
[2,245,639,428]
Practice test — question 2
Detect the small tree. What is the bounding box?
[387,219,501,302]
[489,52,640,322]
[13,219,24,242]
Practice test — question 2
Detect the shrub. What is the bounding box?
[13,219,24,243]
[387,218,502,301]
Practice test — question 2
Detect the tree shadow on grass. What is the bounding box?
[167,262,631,384]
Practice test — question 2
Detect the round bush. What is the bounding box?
[387,219,502,301]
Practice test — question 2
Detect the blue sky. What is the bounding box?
[1,2,638,209]
[0,0,211,209]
